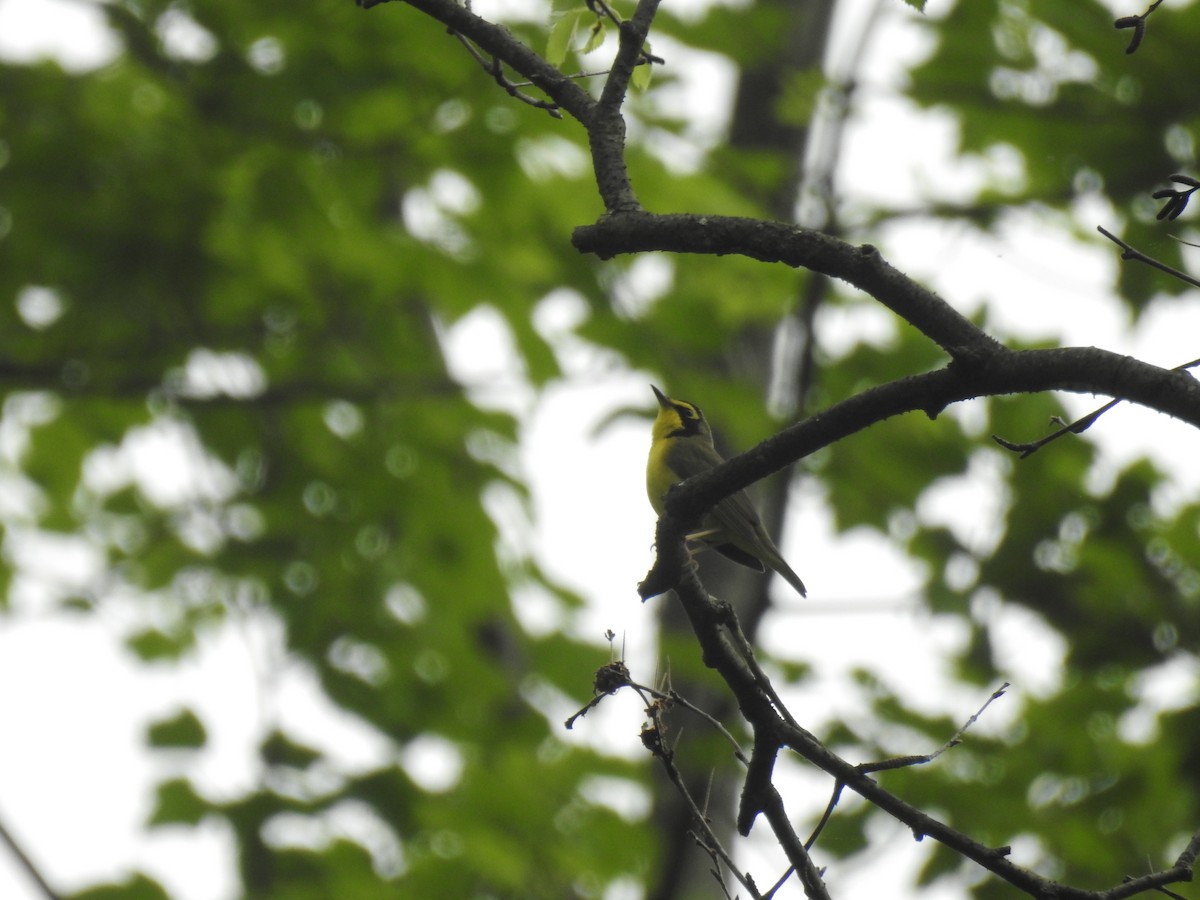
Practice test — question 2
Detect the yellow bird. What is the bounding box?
[646,385,807,597]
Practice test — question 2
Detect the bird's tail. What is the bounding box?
[771,556,807,597]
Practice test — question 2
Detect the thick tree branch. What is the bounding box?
[1176,828,1200,871]
[757,785,831,900]
[664,574,1197,899]
[573,210,1000,359]
[640,348,1200,599]
[596,0,658,115]
[586,0,662,212]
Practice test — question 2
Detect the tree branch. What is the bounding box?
[640,349,1200,599]
[664,573,1197,899]
[584,0,661,212]
[359,0,597,124]
[1098,225,1200,289]
[573,210,1000,359]
[596,0,660,113]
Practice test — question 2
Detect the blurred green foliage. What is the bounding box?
[1,0,1198,898]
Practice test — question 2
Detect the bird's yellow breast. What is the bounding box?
[646,436,682,517]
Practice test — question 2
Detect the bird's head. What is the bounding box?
[651,385,712,444]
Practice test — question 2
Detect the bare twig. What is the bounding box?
[453,33,563,118]
[647,700,765,900]
[807,684,1010,848]
[762,865,796,900]
[0,812,62,900]
[720,603,801,730]
[584,0,622,30]
[577,212,1002,360]
[993,400,1122,458]
[509,66,624,87]
[663,688,751,764]
[1097,225,1200,289]
[563,664,750,766]
[864,681,1010,775]
[993,357,1200,458]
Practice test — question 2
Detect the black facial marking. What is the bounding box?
[670,401,705,437]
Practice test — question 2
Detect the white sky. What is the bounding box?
[2,0,1200,898]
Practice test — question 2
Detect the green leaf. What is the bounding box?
[546,9,584,66]
[146,708,207,749]
[775,68,826,127]
[67,873,171,900]
[260,729,323,769]
[581,19,606,56]
[631,54,654,92]
[148,778,210,827]
[125,627,194,663]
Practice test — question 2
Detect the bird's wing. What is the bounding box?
[664,438,771,551]
[662,435,726,480]
[706,483,769,550]
[662,434,806,595]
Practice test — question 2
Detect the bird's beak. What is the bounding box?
[651,384,670,408]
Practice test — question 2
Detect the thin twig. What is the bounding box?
[993,399,1122,458]
[509,67,618,87]
[807,684,1010,848]
[563,666,751,764]
[863,681,1010,774]
[368,0,598,122]
[663,688,750,764]
[806,782,846,850]
[651,706,765,900]
[0,813,62,900]
[452,33,563,118]
[1097,225,1200,289]
[993,356,1200,458]
[1004,219,1200,460]
[762,865,796,900]
[584,0,622,29]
